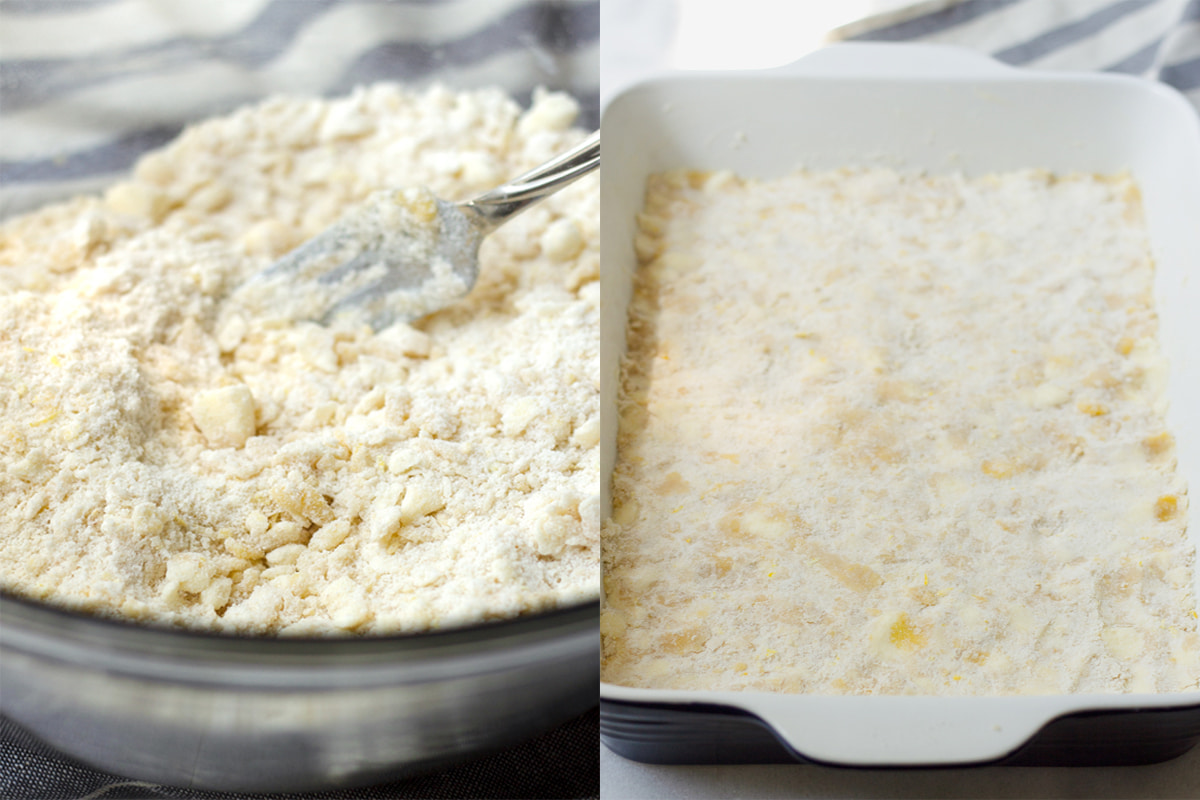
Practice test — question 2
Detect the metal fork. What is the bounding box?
[234,130,599,330]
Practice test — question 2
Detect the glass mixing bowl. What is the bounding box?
[2,592,597,791]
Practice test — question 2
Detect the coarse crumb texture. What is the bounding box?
[0,84,599,634]
[601,167,1200,695]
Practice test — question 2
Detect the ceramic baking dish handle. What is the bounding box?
[733,694,1110,765]
[603,683,1126,765]
[772,42,1018,80]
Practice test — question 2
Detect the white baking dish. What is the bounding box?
[599,43,1200,768]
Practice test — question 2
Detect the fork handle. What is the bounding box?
[460,130,599,232]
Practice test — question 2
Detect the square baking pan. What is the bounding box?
[599,42,1200,768]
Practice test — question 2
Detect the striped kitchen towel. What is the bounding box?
[0,0,599,217]
[833,0,1200,112]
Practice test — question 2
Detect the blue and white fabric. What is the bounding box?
[0,0,598,217]
[839,0,1200,112]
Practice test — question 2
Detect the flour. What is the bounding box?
[602,167,1199,695]
[0,84,600,634]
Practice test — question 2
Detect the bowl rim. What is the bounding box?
[0,588,599,668]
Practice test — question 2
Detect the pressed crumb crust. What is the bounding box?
[602,167,1199,695]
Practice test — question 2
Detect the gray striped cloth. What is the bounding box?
[0,5,597,798]
[835,0,1200,112]
[0,0,598,218]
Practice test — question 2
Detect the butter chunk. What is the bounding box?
[542,218,584,262]
[104,181,170,222]
[201,577,233,610]
[266,543,307,566]
[1102,626,1144,660]
[165,553,214,594]
[309,519,351,551]
[399,482,444,524]
[518,88,578,134]
[192,384,257,448]
[321,576,372,630]
[502,396,542,436]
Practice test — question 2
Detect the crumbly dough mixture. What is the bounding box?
[0,84,600,634]
[602,167,1200,695]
